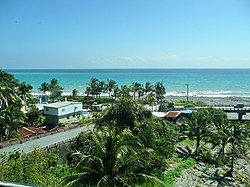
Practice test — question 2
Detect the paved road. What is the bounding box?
[0,125,93,154]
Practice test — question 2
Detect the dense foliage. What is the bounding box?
[0,72,249,186]
[0,149,64,186]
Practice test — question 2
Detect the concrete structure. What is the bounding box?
[44,102,83,125]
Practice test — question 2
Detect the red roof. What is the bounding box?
[165,111,181,118]
[16,127,46,138]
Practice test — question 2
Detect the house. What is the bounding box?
[44,102,83,126]
[165,111,181,123]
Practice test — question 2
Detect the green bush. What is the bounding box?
[163,157,196,187]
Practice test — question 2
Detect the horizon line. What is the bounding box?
[3,67,250,70]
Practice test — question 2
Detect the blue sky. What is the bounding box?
[0,0,250,69]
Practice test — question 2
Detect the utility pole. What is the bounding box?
[185,84,189,104]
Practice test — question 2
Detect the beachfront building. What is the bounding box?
[44,102,83,126]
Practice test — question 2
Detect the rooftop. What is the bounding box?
[165,111,181,118]
[44,102,81,108]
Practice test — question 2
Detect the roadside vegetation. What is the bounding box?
[0,71,249,186]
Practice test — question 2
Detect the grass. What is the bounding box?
[163,156,196,187]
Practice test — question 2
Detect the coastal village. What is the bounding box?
[1,0,250,186]
[0,70,249,186]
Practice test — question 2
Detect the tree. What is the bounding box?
[217,122,249,177]
[145,92,157,111]
[87,78,100,97]
[0,70,20,109]
[97,98,152,129]
[107,79,116,98]
[64,125,163,187]
[49,78,63,102]
[0,149,61,186]
[145,81,153,96]
[120,85,130,98]
[38,82,50,94]
[0,105,26,140]
[113,86,120,100]
[25,106,45,127]
[207,109,230,157]
[98,81,106,97]
[183,109,211,158]
[137,119,179,158]
[72,89,78,97]
[154,82,166,102]
[131,82,142,100]
[18,82,33,111]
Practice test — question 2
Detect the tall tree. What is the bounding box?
[48,78,63,102]
[98,81,106,97]
[113,86,120,100]
[154,82,166,102]
[38,82,50,94]
[107,79,116,98]
[18,82,33,111]
[207,109,230,157]
[131,82,142,100]
[87,78,100,98]
[145,81,153,96]
[215,122,249,176]
[183,109,211,158]
[72,89,78,97]
[64,125,163,187]
[0,70,20,109]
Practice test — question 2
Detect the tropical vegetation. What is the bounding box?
[0,71,249,186]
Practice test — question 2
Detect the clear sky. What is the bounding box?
[0,0,250,69]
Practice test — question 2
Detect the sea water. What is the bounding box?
[5,69,250,97]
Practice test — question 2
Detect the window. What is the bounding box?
[62,108,65,112]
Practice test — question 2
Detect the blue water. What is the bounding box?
[5,69,250,97]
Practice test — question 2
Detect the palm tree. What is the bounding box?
[87,78,100,97]
[64,125,163,187]
[113,86,120,100]
[154,82,166,102]
[207,109,230,157]
[48,78,63,102]
[145,81,153,96]
[84,87,91,97]
[131,82,141,100]
[146,93,157,111]
[0,70,20,109]
[18,82,33,111]
[183,109,211,158]
[38,82,50,94]
[107,79,116,98]
[219,122,249,177]
[98,81,106,97]
[120,85,130,98]
[0,105,26,140]
[72,89,79,97]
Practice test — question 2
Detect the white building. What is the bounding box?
[44,102,83,125]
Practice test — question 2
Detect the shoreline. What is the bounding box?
[31,92,250,106]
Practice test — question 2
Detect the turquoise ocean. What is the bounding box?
[5,69,250,97]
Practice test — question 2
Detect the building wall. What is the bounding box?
[44,107,58,116]
[44,103,82,117]
[58,103,82,117]
[45,115,59,125]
